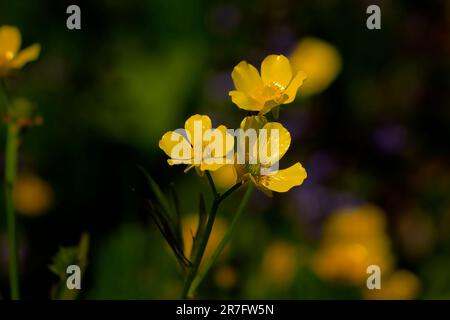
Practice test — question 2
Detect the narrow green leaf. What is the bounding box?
[138,165,172,218]
[169,183,184,252]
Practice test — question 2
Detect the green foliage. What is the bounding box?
[49,233,90,300]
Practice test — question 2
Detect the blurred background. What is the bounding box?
[0,0,449,299]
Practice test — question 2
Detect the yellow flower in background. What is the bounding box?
[229,55,307,115]
[262,241,298,286]
[0,25,41,77]
[364,270,421,300]
[290,37,341,97]
[182,214,228,265]
[313,205,394,285]
[14,173,54,217]
[159,114,234,173]
[322,205,387,243]
[233,116,307,196]
[214,265,238,289]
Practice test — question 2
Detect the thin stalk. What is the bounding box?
[5,123,20,300]
[187,184,253,298]
[205,171,217,199]
[181,199,219,299]
[2,80,20,300]
[180,174,242,299]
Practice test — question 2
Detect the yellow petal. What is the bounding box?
[218,124,235,156]
[200,162,225,172]
[184,114,212,145]
[258,162,307,192]
[283,71,307,104]
[259,122,291,166]
[240,115,267,130]
[9,44,41,68]
[0,26,21,57]
[203,125,234,161]
[168,159,193,166]
[231,61,263,95]
[159,131,192,160]
[258,99,284,116]
[261,55,292,88]
[229,90,263,111]
[211,164,238,189]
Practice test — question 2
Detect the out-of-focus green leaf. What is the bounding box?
[49,233,90,300]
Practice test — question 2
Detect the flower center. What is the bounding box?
[256,175,270,187]
[247,163,261,176]
[261,82,286,103]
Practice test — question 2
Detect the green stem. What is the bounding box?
[181,199,219,299]
[205,171,217,199]
[187,184,253,299]
[5,123,20,300]
[180,174,242,299]
[2,80,20,300]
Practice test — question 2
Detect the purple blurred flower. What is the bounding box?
[373,124,408,154]
[267,25,296,55]
[305,151,336,184]
[209,4,241,34]
[280,110,309,141]
[205,71,234,103]
[291,181,363,237]
[0,233,27,277]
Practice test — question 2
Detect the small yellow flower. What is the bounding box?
[229,55,307,115]
[233,116,307,195]
[0,26,41,77]
[159,114,234,173]
[290,37,341,97]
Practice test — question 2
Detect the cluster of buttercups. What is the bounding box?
[159,54,308,195]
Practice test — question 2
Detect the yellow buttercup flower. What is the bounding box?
[290,37,341,97]
[159,114,234,172]
[229,55,307,115]
[232,116,307,195]
[0,25,41,77]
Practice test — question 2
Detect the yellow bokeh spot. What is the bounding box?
[214,265,238,289]
[14,174,54,217]
[322,205,387,242]
[364,270,421,300]
[312,205,394,285]
[290,37,342,97]
[182,214,228,265]
[262,240,298,286]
